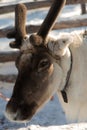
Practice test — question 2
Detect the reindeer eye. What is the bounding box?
[38,59,50,72]
[40,60,48,67]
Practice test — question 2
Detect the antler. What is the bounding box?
[7,4,27,48]
[30,0,66,46]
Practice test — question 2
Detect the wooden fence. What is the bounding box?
[0,0,87,63]
[0,0,87,14]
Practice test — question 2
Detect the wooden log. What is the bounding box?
[0,1,51,15]
[0,18,87,38]
[0,0,87,15]
[0,74,16,83]
[66,0,87,5]
[53,18,87,30]
[0,51,19,62]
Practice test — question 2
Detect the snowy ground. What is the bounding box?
[0,0,87,130]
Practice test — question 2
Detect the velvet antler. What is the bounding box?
[30,0,66,46]
[7,4,27,48]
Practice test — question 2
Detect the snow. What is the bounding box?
[0,0,87,129]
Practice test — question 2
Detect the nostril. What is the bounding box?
[6,98,19,113]
[5,110,18,121]
[14,117,17,121]
[5,104,20,122]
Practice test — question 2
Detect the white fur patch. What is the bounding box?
[48,34,73,56]
[20,35,33,52]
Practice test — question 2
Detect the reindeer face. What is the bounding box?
[5,0,66,122]
[6,47,58,122]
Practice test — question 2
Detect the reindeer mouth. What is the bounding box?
[5,101,38,122]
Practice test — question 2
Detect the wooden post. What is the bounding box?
[81,4,86,14]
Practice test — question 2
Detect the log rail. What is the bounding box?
[0,0,86,15]
[0,18,86,38]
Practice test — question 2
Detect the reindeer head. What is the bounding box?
[5,0,66,122]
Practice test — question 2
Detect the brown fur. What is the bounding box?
[6,47,54,121]
[6,0,66,122]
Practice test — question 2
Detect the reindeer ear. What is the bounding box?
[48,35,73,56]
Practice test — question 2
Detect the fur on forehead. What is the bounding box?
[18,47,51,70]
[18,35,49,68]
[20,35,34,53]
[16,53,32,70]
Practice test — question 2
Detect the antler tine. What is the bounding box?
[7,4,27,48]
[30,0,66,46]
[38,0,66,39]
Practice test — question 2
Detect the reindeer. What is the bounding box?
[5,0,87,122]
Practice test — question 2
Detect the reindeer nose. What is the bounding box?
[5,108,18,121]
[5,103,23,121]
[5,99,29,122]
[5,98,19,121]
